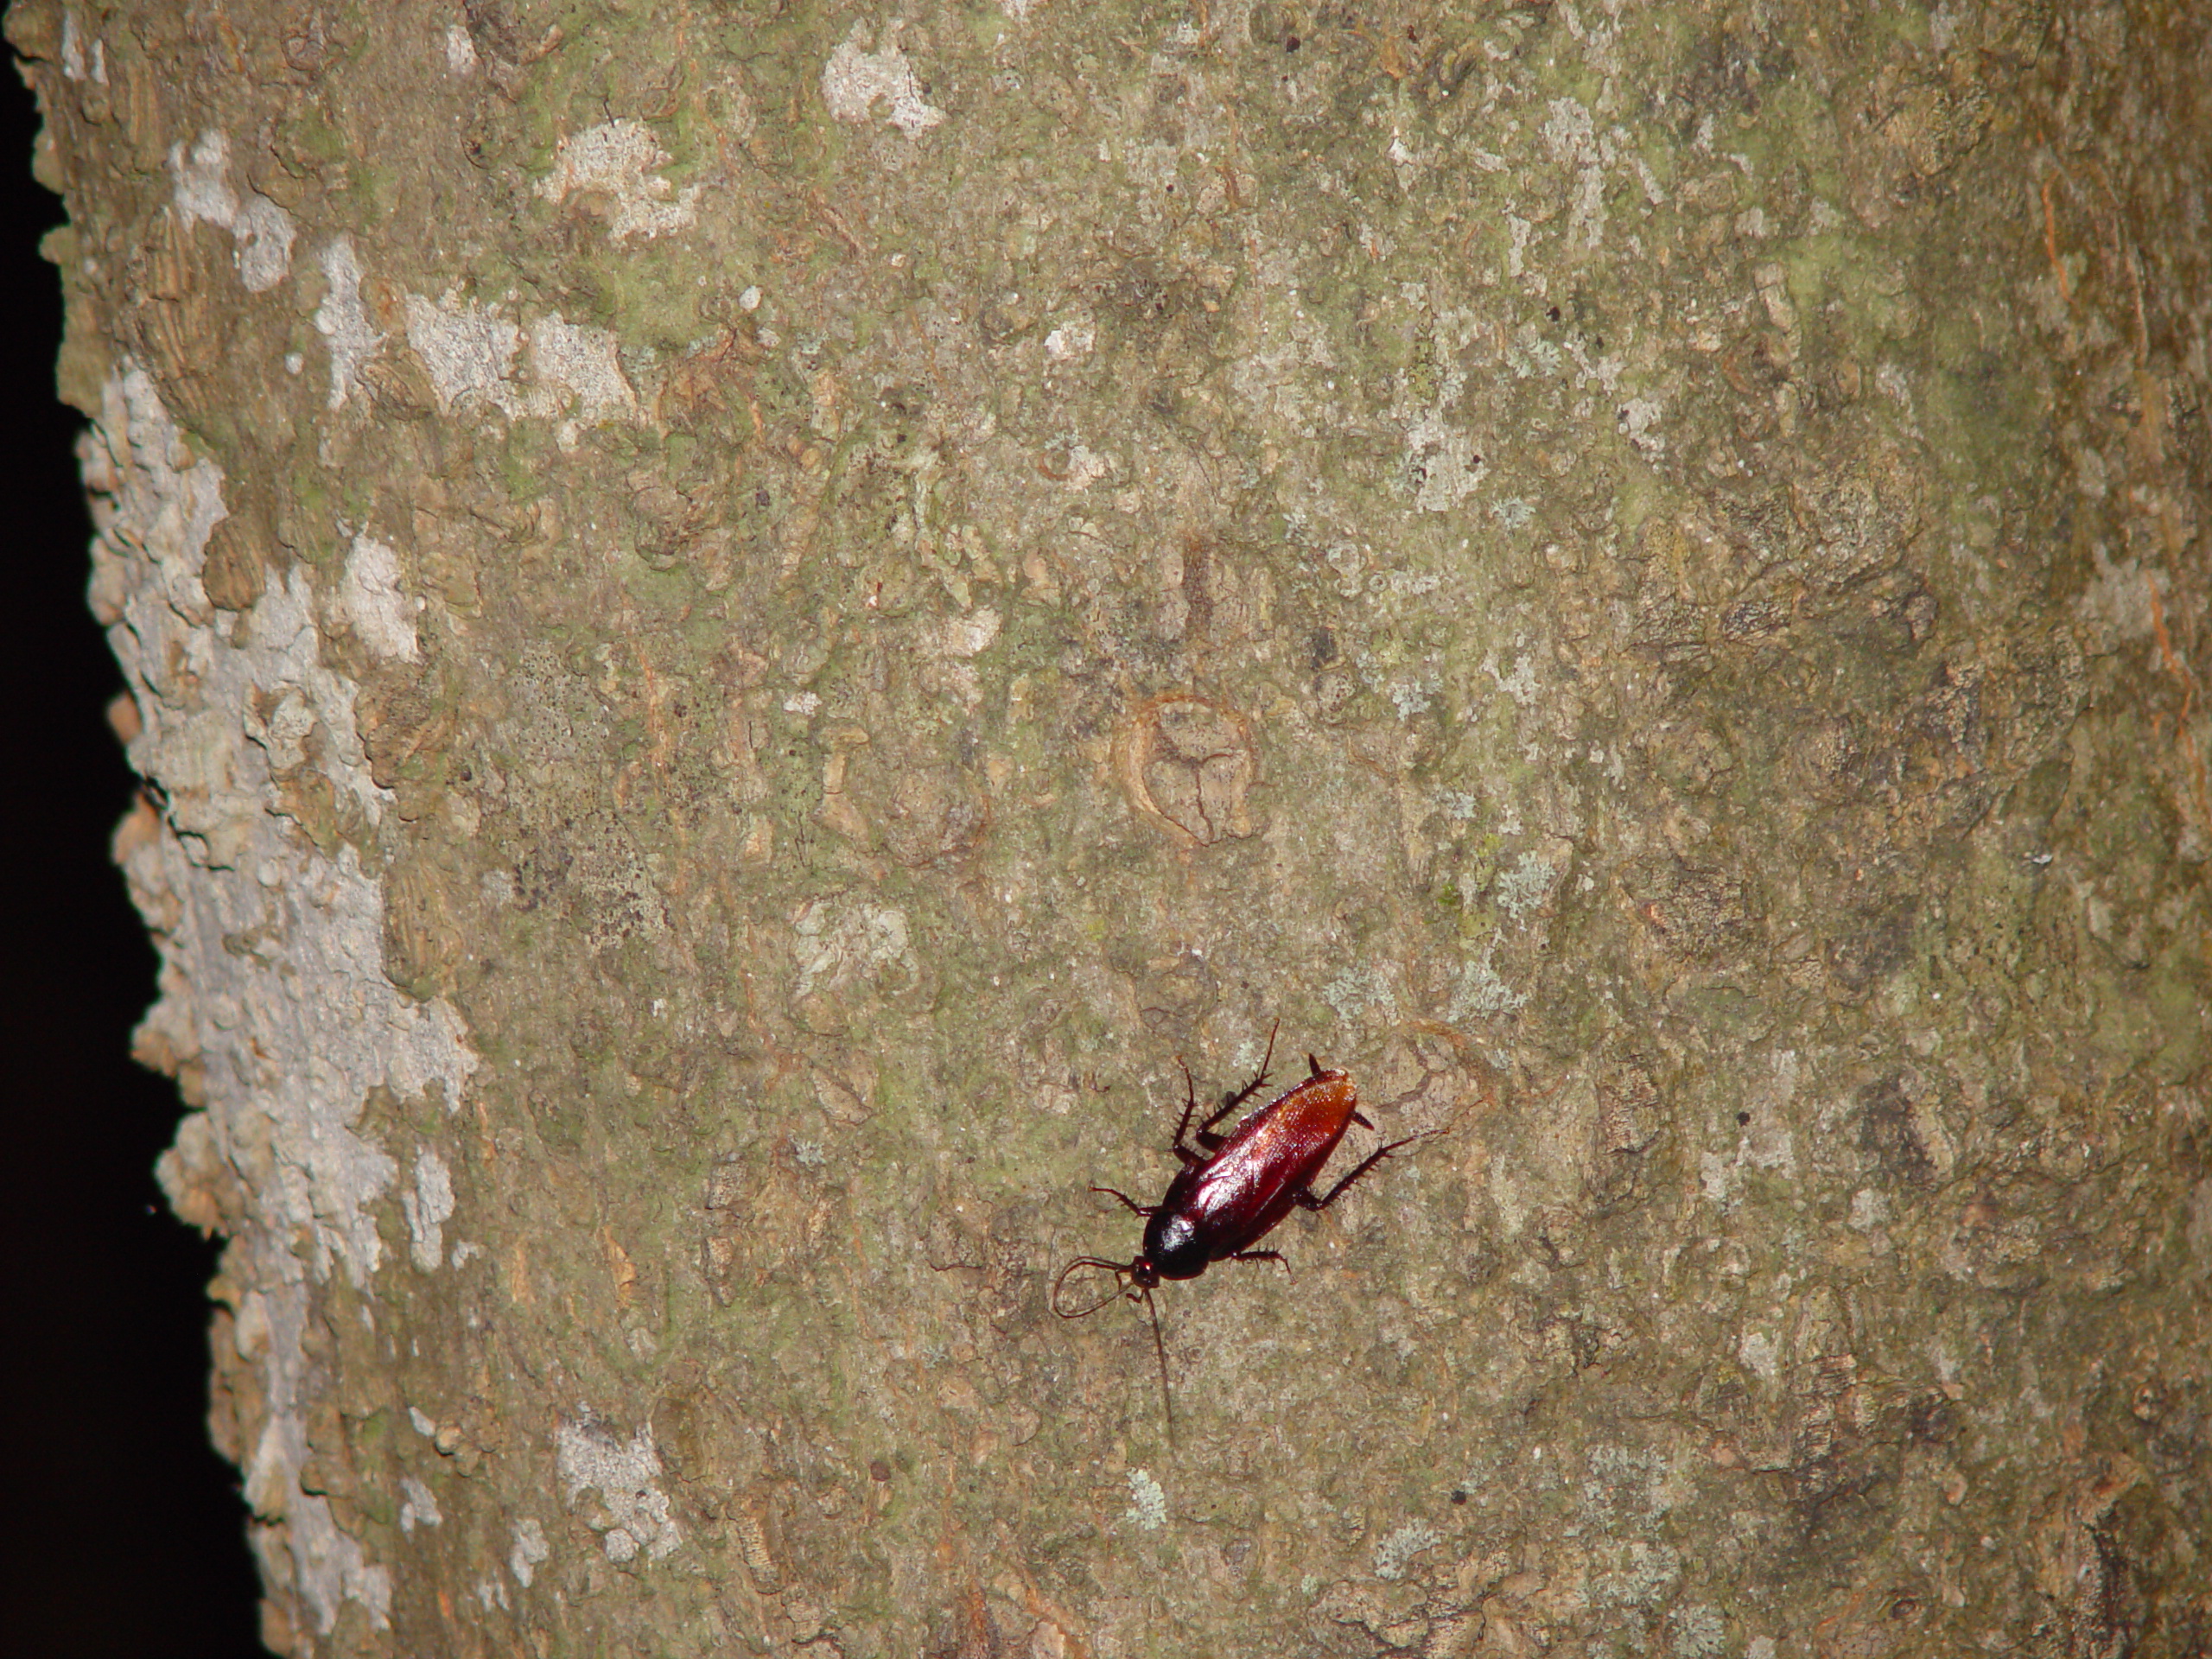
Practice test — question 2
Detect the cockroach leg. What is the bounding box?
[1194,1020,1281,1150]
[1089,1184,1157,1215]
[1297,1130,1439,1211]
[1169,1058,1204,1151]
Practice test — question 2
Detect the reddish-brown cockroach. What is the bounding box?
[1052,1027,1435,1439]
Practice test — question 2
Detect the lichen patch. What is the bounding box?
[313,236,380,411]
[89,363,478,1637]
[402,289,642,425]
[822,23,945,138]
[340,535,421,664]
[535,119,703,241]
[556,1415,683,1563]
[166,129,296,293]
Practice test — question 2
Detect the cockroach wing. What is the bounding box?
[1150,1070,1363,1268]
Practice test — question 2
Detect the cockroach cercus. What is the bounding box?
[1052,1027,1440,1439]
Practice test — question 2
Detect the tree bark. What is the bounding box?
[16,0,2210,1653]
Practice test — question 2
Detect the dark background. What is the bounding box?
[2,56,264,1659]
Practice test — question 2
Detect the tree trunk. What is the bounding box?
[16,0,2210,1653]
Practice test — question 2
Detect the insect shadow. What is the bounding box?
[1052,1024,1443,1442]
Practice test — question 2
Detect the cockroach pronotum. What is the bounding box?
[1052,1027,1438,1440]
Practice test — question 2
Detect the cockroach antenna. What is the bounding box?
[1052,1255,1178,1445]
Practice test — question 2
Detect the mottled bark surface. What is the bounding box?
[16,0,2211,1653]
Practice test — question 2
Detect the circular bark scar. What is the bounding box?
[1113,695,1257,847]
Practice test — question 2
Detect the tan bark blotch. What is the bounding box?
[1855,1068,1957,1188]
[1624,860,1751,963]
[116,249,232,409]
[810,1048,875,1124]
[1113,694,1258,847]
[600,1228,638,1307]
[1595,1060,1664,1155]
[1785,440,1929,592]
[814,740,873,848]
[880,762,991,867]
[658,321,759,416]
[358,673,456,793]
[734,1500,782,1591]
[824,742,992,868]
[199,512,268,612]
[700,1148,843,1300]
[699,1230,741,1303]
[381,852,465,1001]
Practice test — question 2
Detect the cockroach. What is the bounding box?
[1052,1027,1435,1439]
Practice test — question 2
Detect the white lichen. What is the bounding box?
[1738,1329,1781,1382]
[1374,1522,1440,1581]
[2075,542,2167,652]
[404,290,522,414]
[314,236,380,411]
[60,12,107,82]
[1484,651,1541,709]
[536,119,703,240]
[443,23,479,74]
[1592,1539,1683,1609]
[402,1148,454,1271]
[278,1500,392,1632]
[1124,1468,1167,1531]
[167,129,296,293]
[510,1517,550,1587]
[1618,394,1667,457]
[822,23,945,137]
[1700,1149,1742,1211]
[528,314,642,422]
[398,1476,443,1533]
[791,899,917,1000]
[1671,1604,1727,1657]
[1496,849,1560,922]
[556,1415,683,1562]
[1403,409,1487,512]
[340,535,421,663]
[1043,319,1095,361]
[402,289,641,425]
[1451,942,1527,1020]
[931,607,1001,660]
[1324,963,1400,1027]
[1389,676,1437,719]
[91,365,479,1636]
[167,130,238,231]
